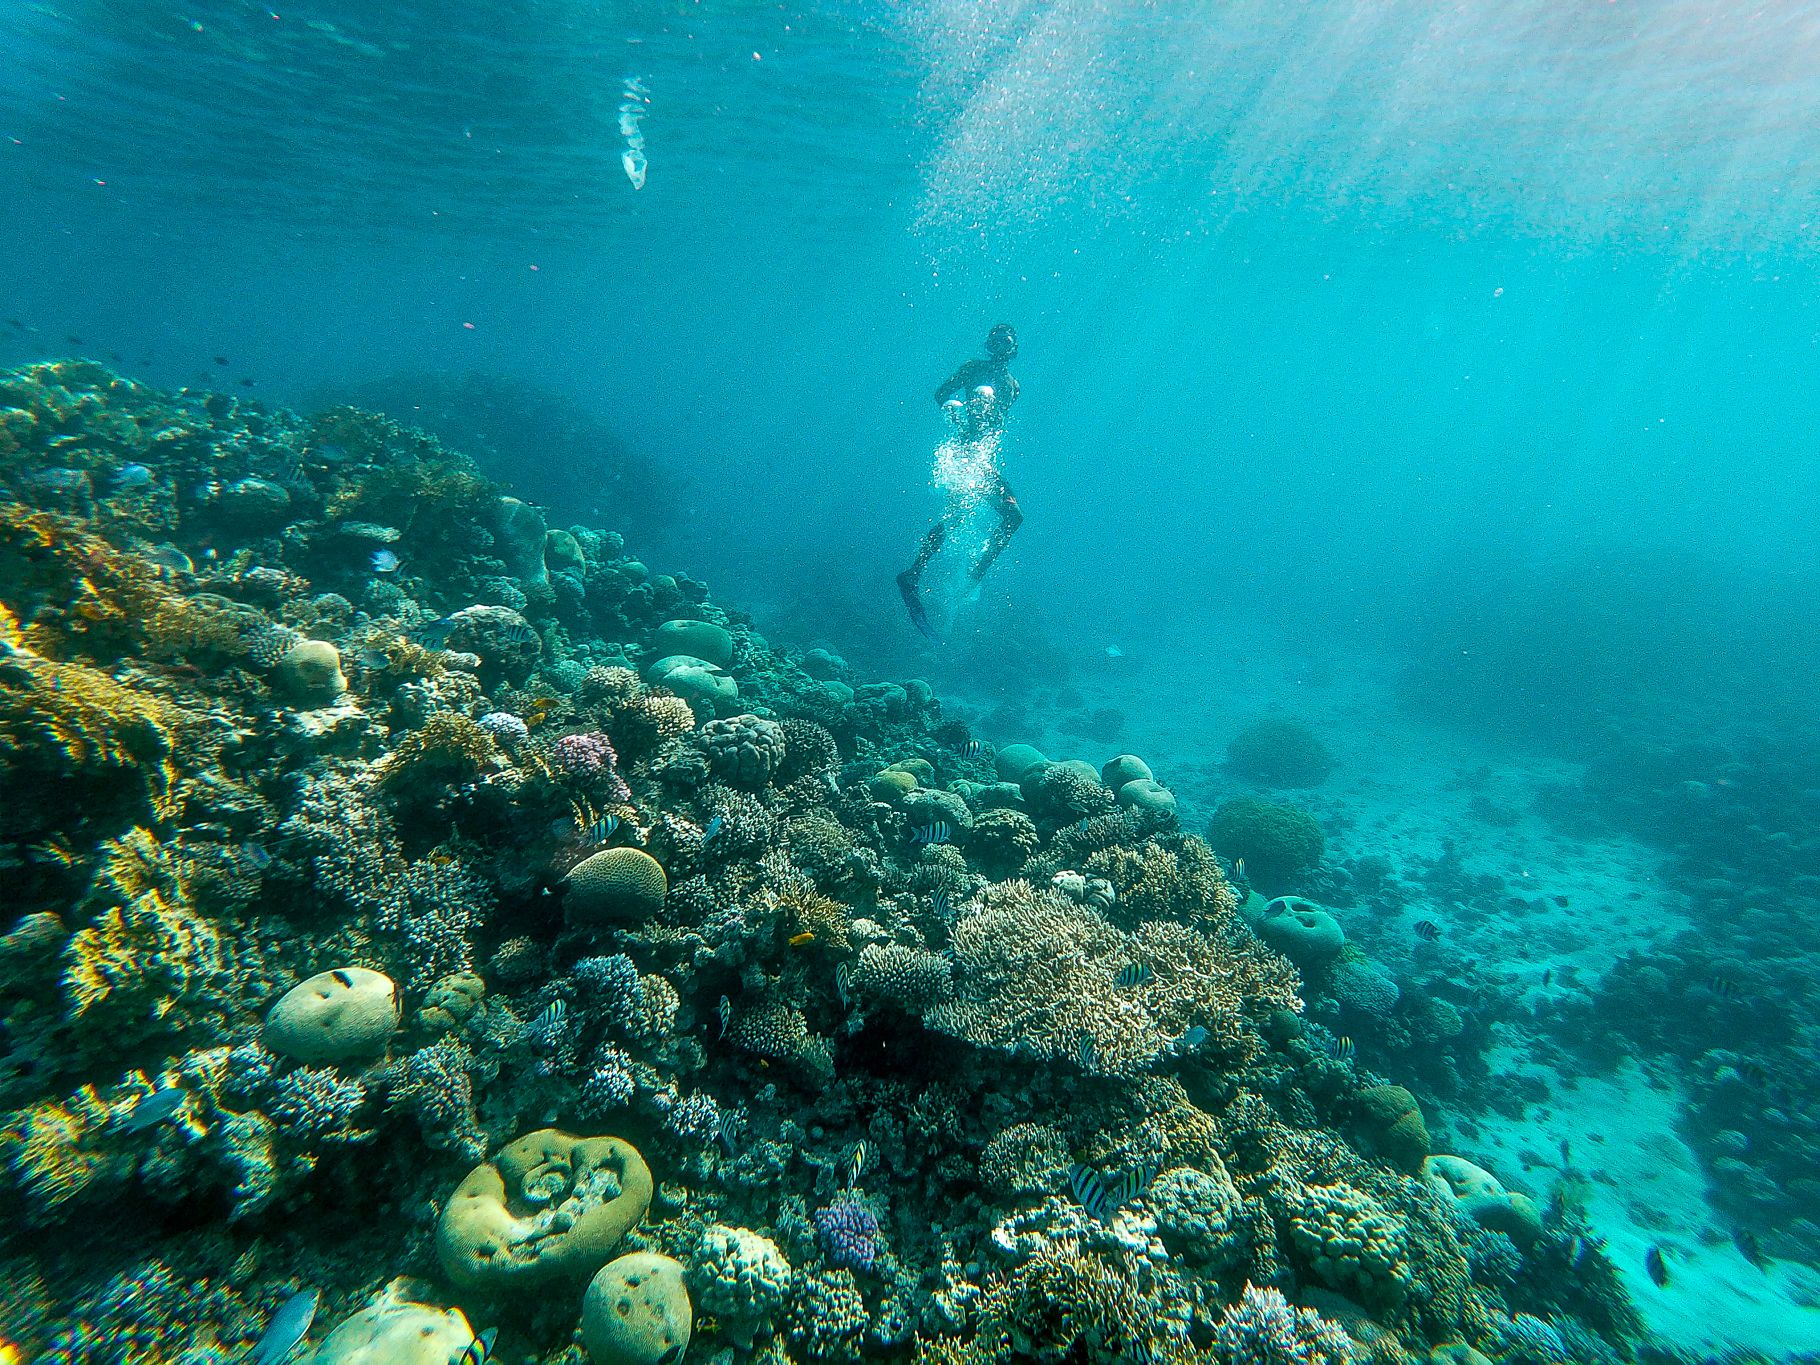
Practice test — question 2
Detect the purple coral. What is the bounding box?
[813,1196,881,1273]
[478,711,530,748]
[548,730,631,801]
[1211,1284,1352,1365]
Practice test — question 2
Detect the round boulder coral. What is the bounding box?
[1116,778,1176,823]
[688,1225,792,1350]
[1207,798,1325,892]
[568,848,668,924]
[701,714,785,788]
[1100,754,1153,792]
[968,807,1039,876]
[1353,1083,1429,1171]
[437,1129,654,1290]
[645,654,738,713]
[582,1252,692,1365]
[993,743,1048,783]
[264,967,400,1065]
[654,619,733,670]
[1226,716,1333,787]
[275,640,347,707]
[1422,1155,1544,1246]
[1247,894,1345,968]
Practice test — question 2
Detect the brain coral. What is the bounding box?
[1206,798,1325,892]
[567,848,668,924]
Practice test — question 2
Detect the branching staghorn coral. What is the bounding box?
[927,880,1298,1076]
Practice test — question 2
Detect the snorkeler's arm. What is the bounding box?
[934,360,982,406]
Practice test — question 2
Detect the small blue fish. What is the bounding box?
[584,814,619,843]
[240,842,273,871]
[911,821,951,845]
[1178,1025,1209,1049]
[456,1327,498,1365]
[113,463,153,489]
[528,999,567,1043]
[119,1087,185,1132]
[1114,963,1152,989]
[701,814,724,845]
[1077,817,1092,833]
[252,1288,320,1365]
[370,548,400,574]
[357,647,390,670]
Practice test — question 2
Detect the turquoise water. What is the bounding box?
[6,1,1820,1360]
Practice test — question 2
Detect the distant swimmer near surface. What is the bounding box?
[897,323,1024,642]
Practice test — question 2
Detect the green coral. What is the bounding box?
[1207,797,1326,892]
[1285,1180,1414,1310]
[1226,716,1334,786]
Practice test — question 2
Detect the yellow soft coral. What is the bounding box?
[61,828,227,1035]
[0,647,182,829]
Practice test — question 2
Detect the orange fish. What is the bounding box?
[789,932,816,947]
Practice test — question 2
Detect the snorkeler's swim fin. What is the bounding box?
[897,571,941,644]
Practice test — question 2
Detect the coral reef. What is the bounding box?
[0,364,1644,1365]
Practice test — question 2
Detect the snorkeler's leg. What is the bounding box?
[968,479,1023,583]
[898,520,947,642]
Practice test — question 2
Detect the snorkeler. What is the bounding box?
[897,323,1024,641]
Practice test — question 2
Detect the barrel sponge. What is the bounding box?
[568,848,668,923]
[1354,1083,1430,1171]
[1207,797,1325,891]
[436,1130,653,1290]
[654,619,733,670]
[994,743,1048,783]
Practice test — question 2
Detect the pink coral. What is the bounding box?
[547,730,630,801]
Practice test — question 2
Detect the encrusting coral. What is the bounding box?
[0,361,1643,1365]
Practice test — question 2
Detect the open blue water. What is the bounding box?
[7,0,1820,1355]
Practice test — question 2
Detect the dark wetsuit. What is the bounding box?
[897,352,1024,639]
